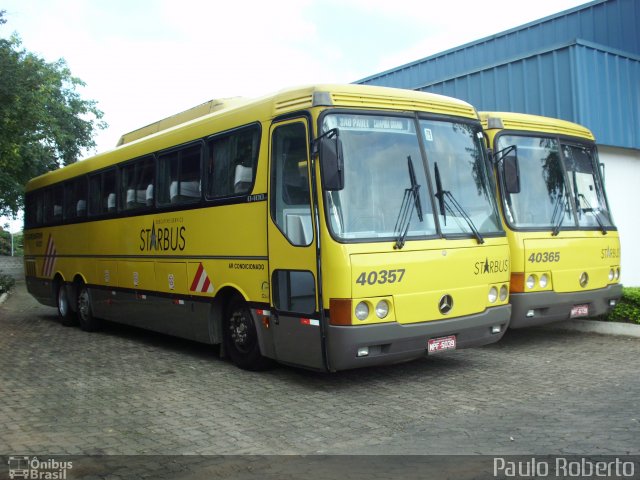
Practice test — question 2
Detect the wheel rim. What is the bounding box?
[229,308,255,354]
[57,286,68,317]
[78,289,90,321]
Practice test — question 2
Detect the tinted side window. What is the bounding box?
[43,186,64,225]
[158,144,202,205]
[121,156,155,210]
[89,174,102,215]
[89,169,117,215]
[207,126,260,198]
[25,192,37,228]
[65,177,88,220]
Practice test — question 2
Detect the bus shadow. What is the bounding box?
[39,310,221,362]
[36,309,500,384]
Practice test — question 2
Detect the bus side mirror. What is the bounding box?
[504,154,521,194]
[319,130,344,191]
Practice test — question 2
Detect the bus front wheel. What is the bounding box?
[223,297,273,371]
[77,285,101,332]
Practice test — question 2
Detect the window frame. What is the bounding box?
[205,122,262,201]
[119,154,156,212]
[156,140,204,207]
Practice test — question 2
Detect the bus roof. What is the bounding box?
[479,111,595,141]
[26,84,478,192]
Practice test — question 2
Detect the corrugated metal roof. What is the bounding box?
[415,41,640,149]
[358,0,639,90]
[356,0,640,150]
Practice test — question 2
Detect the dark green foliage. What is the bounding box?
[0,230,22,256]
[602,287,640,325]
[0,10,107,216]
[0,272,15,294]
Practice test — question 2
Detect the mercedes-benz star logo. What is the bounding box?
[579,272,589,288]
[438,294,454,314]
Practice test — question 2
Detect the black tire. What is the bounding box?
[223,297,273,371]
[56,281,76,326]
[77,285,101,332]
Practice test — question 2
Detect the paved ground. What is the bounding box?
[1,282,639,477]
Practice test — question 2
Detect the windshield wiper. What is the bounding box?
[434,162,485,244]
[393,156,423,250]
[551,193,568,236]
[577,193,608,235]
[434,162,446,225]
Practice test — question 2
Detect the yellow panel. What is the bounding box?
[395,285,486,324]
[349,241,510,321]
[96,260,118,287]
[155,262,188,295]
[480,111,595,140]
[186,260,269,300]
[522,235,621,293]
[118,261,155,290]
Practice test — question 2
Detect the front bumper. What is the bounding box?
[509,284,623,329]
[326,304,511,371]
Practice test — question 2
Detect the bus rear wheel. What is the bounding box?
[223,297,273,371]
[77,285,101,332]
[56,281,76,326]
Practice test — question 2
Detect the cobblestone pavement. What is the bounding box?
[1,282,639,463]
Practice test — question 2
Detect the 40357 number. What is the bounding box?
[356,269,406,286]
[528,251,560,263]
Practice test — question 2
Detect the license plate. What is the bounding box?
[570,304,589,318]
[428,335,457,353]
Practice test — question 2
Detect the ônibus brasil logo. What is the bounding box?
[7,456,72,479]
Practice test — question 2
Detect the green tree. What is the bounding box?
[0,10,107,216]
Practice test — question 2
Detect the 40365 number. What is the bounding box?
[528,251,560,263]
[356,269,406,286]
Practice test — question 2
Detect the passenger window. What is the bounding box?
[89,174,102,215]
[103,169,117,213]
[52,186,64,223]
[121,156,155,210]
[89,169,117,215]
[25,191,44,227]
[35,192,44,226]
[43,187,64,224]
[158,144,202,205]
[207,125,260,198]
[270,122,312,246]
[65,177,88,220]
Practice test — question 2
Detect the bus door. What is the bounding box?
[267,118,324,370]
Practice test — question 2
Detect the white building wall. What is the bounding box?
[599,145,640,286]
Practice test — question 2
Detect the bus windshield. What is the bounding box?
[496,135,614,230]
[322,113,502,242]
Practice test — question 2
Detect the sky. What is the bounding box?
[1,0,589,232]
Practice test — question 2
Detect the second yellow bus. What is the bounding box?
[481,112,622,328]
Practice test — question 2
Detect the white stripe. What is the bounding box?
[196,271,207,292]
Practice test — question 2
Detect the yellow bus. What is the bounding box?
[480,112,622,328]
[22,85,511,371]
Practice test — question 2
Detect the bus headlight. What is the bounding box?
[499,285,509,302]
[526,275,537,290]
[375,300,390,319]
[539,273,549,289]
[615,268,620,280]
[488,286,498,303]
[355,302,369,321]
[608,269,615,281]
